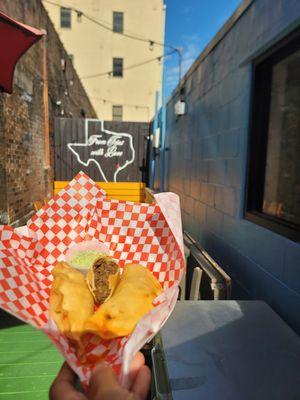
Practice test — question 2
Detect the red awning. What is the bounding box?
[0,10,45,94]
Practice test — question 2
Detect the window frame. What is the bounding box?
[60,7,71,29]
[113,11,124,33]
[113,57,123,77]
[112,105,123,121]
[245,27,300,242]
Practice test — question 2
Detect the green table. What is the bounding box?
[0,311,63,399]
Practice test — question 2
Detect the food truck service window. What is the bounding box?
[245,27,300,242]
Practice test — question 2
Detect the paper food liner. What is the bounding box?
[0,172,185,388]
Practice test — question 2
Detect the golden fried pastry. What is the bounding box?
[49,262,94,340]
[84,264,162,339]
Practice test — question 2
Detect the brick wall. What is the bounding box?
[165,0,300,333]
[0,0,97,225]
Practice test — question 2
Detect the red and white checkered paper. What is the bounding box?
[0,172,184,387]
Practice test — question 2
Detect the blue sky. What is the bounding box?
[164,0,241,97]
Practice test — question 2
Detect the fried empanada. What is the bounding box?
[84,264,162,339]
[86,255,120,304]
[49,262,94,340]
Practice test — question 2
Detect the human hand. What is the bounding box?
[49,352,151,400]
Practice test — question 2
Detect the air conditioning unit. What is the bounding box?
[174,100,186,116]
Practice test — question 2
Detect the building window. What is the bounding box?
[60,7,71,28]
[113,12,123,33]
[112,105,123,121]
[113,58,123,77]
[245,28,300,242]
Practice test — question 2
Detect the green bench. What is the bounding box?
[0,311,63,399]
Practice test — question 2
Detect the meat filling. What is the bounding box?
[93,257,118,304]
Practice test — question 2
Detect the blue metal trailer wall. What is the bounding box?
[165,0,300,333]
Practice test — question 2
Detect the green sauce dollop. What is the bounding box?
[70,250,104,270]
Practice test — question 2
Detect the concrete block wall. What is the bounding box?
[165,0,300,333]
[0,0,97,225]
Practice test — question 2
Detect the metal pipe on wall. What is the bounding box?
[150,90,159,189]
[159,4,167,192]
[42,30,50,168]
